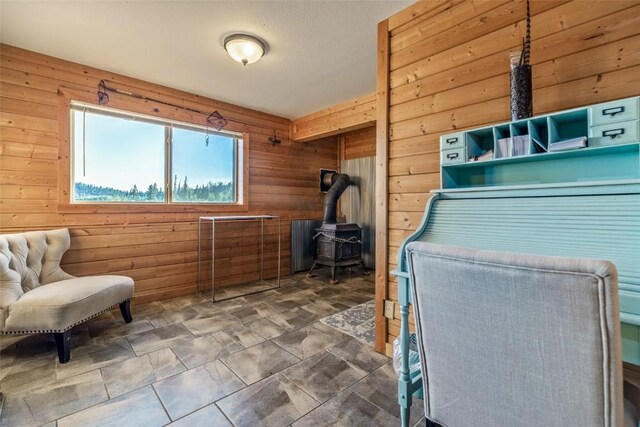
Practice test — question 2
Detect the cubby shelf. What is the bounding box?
[440,96,640,189]
[444,141,640,169]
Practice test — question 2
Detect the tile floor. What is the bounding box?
[0,269,424,427]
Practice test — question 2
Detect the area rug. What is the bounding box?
[320,300,375,344]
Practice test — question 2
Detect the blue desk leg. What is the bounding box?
[398,276,412,427]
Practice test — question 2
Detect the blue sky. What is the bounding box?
[73,111,235,191]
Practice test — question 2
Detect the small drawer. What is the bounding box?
[589,120,639,147]
[590,97,639,126]
[441,147,465,165]
[440,132,465,150]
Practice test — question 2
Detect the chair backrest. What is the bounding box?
[406,242,623,427]
[0,228,73,329]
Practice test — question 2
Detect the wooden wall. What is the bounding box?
[291,93,376,142]
[339,125,376,161]
[379,0,640,354]
[0,44,338,303]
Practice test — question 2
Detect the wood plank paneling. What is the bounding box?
[291,93,376,142]
[340,125,376,160]
[0,45,337,304]
[381,0,640,352]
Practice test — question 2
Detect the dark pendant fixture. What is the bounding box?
[510,0,533,121]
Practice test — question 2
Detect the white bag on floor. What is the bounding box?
[392,333,423,398]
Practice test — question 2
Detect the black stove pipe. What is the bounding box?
[322,173,350,224]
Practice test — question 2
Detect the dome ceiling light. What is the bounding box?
[223,34,266,66]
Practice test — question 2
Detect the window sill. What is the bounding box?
[56,202,249,214]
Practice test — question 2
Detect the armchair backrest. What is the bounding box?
[406,242,623,427]
[0,228,74,325]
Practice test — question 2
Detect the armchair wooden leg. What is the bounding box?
[119,300,133,323]
[54,331,71,363]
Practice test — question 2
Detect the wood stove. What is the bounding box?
[308,173,367,284]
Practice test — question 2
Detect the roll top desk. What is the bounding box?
[392,96,640,426]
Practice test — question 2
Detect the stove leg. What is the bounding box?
[307,261,318,278]
[330,265,338,285]
[361,260,370,275]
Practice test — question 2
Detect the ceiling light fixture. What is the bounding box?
[224,34,266,66]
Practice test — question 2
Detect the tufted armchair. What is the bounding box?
[0,228,134,363]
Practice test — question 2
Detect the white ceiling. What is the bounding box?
[0,1,412,119]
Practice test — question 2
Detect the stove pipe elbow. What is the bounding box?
[322,173,350,224]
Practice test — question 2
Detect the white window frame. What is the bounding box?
[69,101,242,205]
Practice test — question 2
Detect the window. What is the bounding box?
[71,103,240,204]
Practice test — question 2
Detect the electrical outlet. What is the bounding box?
[384,300,395,319]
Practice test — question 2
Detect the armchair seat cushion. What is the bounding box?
[4,275,134,333]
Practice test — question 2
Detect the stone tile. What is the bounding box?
[350,362,424,420]
[127,324,194,356]
[215,282,276,301]
[0,274,383,426]
[159,307,203,325]
[153,360,244,420]
[217,374,318,427]
[101,348,186,398]
[246,317,288,340]
[266,297,309,312]
[0,333,24,351]
[57,386,169,427]
[0,355,57,396]
[0,342,16,369]
[190,301,228,317]
[181,313,239,336]
[10,327,90,363]
[87,318,154,340]
[333,292,373,307]
[222,341,299,385]
[56,337,135,380]
[272,326,342,359]
[301,300,350,317]
[160,294,208,310]
[224,324,266,347]
[167,402,232,426]
[131,301,166,318]
[309,322,350,341]
[267,308,319,331]
[279,276,301,287]
[281,351,367,403]
[327,338,389,373]
[171,332,243,369]
[227,301,278,323]
[292,390,398,427]
[8,334,56,362]
[0,370,107,427]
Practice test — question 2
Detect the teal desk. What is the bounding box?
[393,97,640,427]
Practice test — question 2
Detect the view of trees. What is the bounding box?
[75,175,234,203]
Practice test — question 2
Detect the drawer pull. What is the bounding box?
[602,106,625,117]
[446,137,459,144]
[446,152,459,160]
[602,128,625,138]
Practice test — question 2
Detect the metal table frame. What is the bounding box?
[198,215,281,302]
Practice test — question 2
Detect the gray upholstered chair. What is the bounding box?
[406,242,640,427]
[0,228,134,363]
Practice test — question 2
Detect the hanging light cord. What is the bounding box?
[523,0,531,66]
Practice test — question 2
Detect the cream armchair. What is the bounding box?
[0,228,134,363]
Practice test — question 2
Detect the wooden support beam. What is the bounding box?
[290,93,376,142]
[374,19,390,355]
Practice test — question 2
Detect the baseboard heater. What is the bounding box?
[291,219,322,273]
